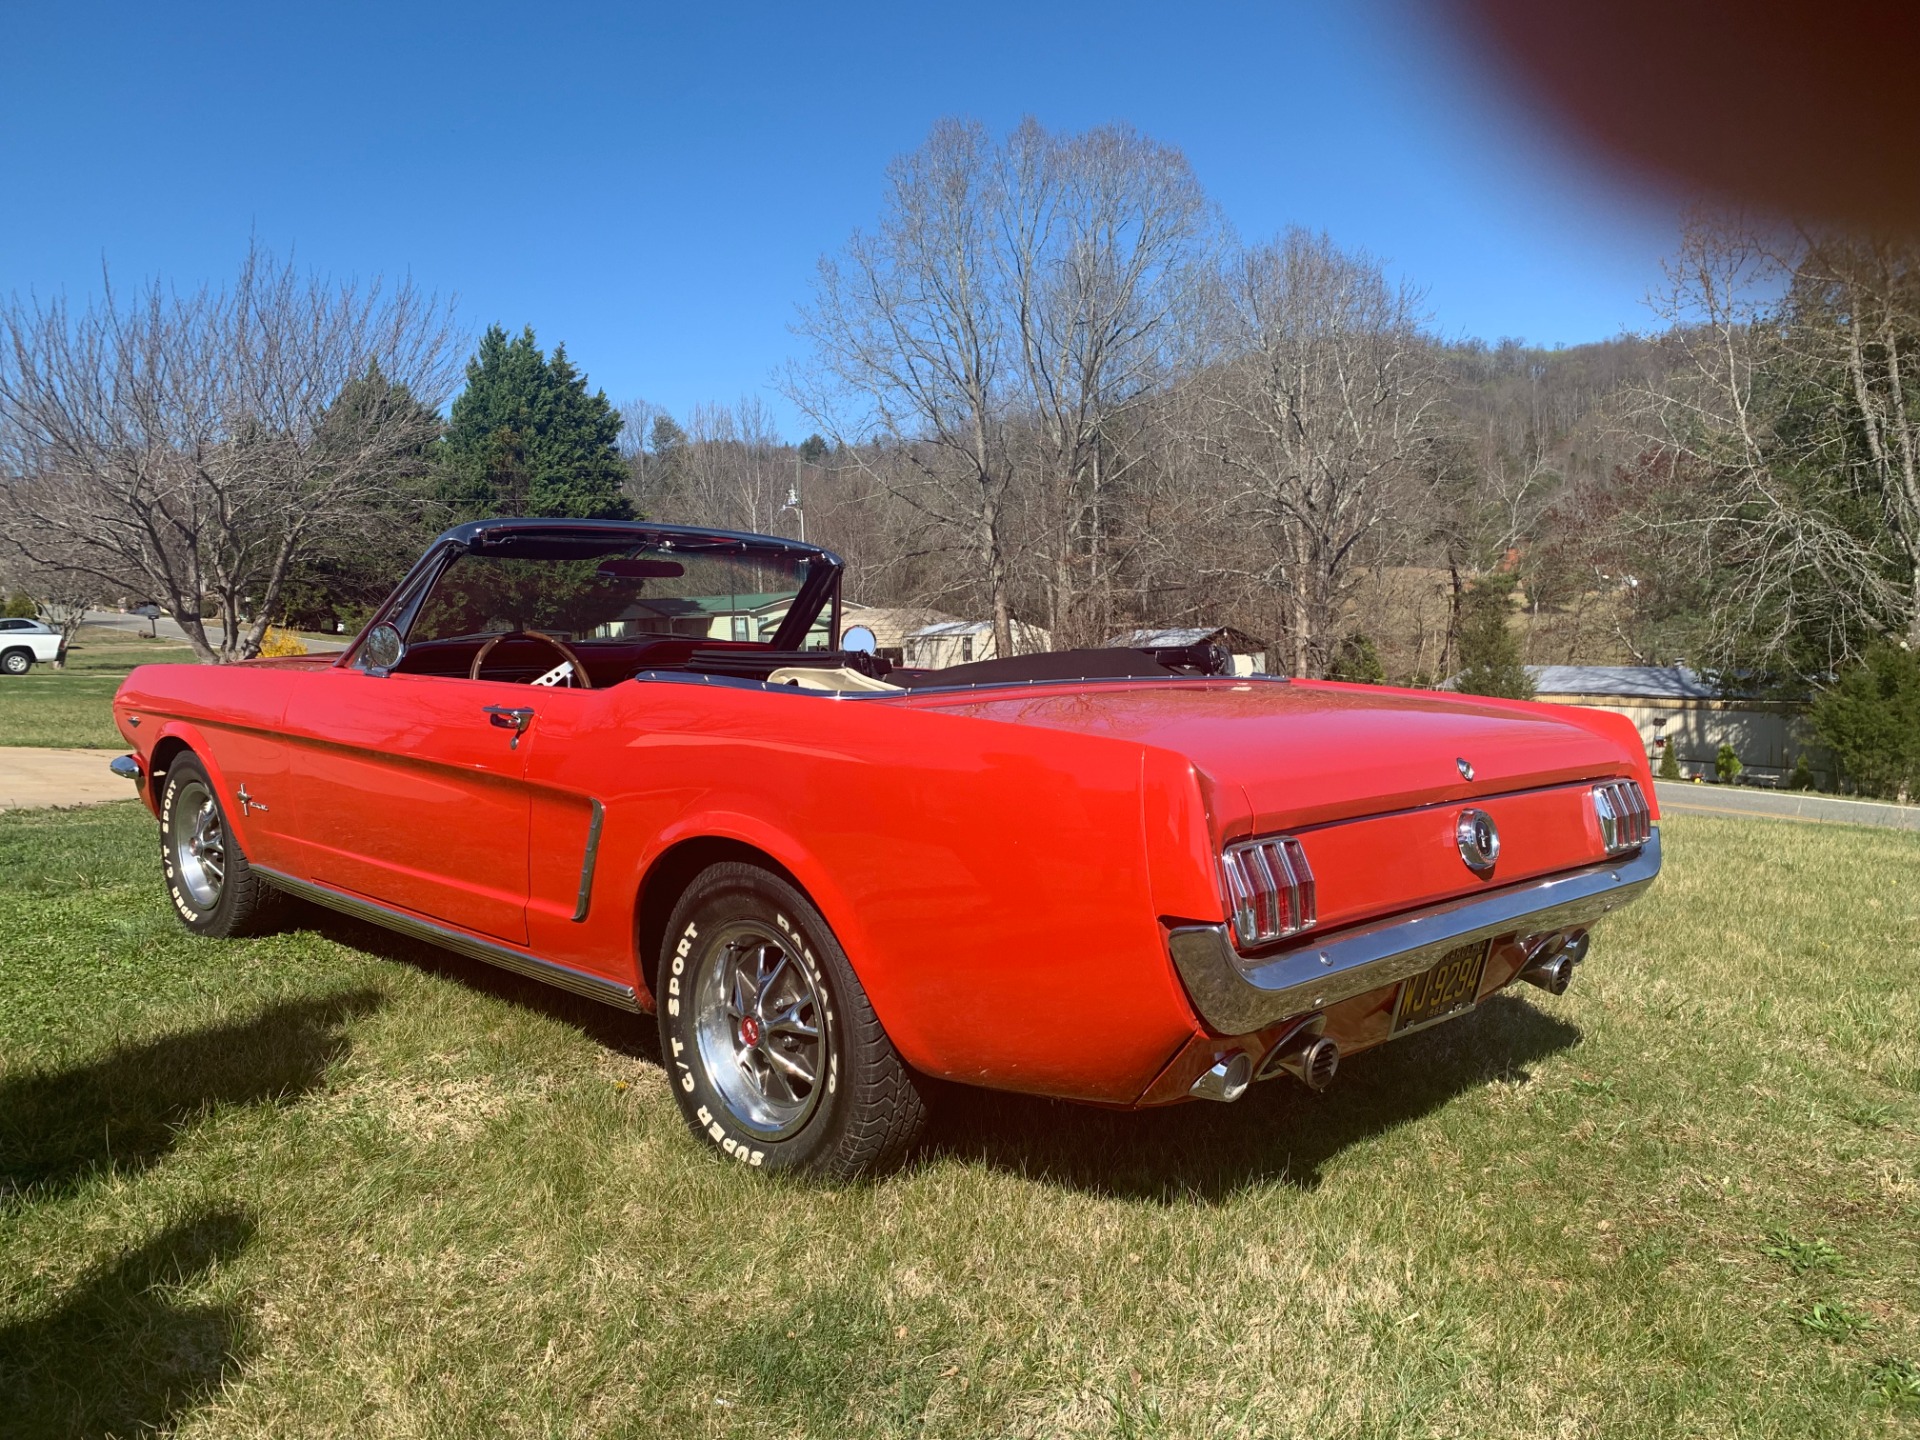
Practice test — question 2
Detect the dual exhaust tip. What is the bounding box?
[1190,1019,1339,1103]
[1519,928,1589,996]
[1190,928,1591,1105]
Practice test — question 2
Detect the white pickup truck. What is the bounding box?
[0,618,64,674]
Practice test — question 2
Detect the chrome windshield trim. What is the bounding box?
[254,866,639,1011]
[1167,829,1662,1035]
[572,799,605,923]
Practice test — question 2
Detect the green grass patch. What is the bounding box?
[1,807,1916,1437]
[0,627,197,748]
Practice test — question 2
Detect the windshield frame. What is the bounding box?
[340,519,844,672]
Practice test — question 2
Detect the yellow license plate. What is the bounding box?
[1392,939,1491,1034]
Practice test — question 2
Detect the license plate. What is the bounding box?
[1392,939,1491,1034]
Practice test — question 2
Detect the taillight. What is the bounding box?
[1221,835,1316,948]
[1591,779,1652,852]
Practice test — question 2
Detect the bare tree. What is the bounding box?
[998,120,1215,645]
[0,244,461,661]
[1632,211,1905,673]
[1184,230,1440,676]
[789,119,1022,653]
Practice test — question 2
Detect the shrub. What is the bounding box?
[1810,643,1920,798]
[1715,744,1743,784]
[1788,753,1815,790]
[256,625,309,659]
[1658,741,1682,780]
[2,591,34,619]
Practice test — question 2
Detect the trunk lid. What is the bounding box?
[903,677,1640,831]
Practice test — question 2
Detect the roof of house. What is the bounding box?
[1525,664,1721,699]
[1108,626,1267,651]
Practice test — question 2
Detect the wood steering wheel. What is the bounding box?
[468,630,595,689]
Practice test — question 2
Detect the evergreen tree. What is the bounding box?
[1453,577,1535,699]
[1810,643,1920,797]
[1328,633,1386,684]
[438,326,632,521]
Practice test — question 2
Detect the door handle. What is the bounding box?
[483,705,535,747]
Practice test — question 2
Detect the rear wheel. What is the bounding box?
[657,862,927,1177]
[157,754,282,937]
[1,649,31,675]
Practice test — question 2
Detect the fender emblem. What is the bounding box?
[237,784,269,816]
[1456,756,1474,781]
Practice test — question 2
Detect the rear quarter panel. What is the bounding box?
[535,683,1203,1104]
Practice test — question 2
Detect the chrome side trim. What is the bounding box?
[572,799,604,923]
[255,865,640,1011]
[1167,829,1662,1035]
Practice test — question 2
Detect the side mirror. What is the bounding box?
[359,622,406,676]
[841,625,878,655]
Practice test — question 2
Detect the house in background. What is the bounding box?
[1108,626,1269,676]
[1524,664,1815,785]
[904,618,1052,668]
[837,603,961,666]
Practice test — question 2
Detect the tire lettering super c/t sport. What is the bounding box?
[109,517,1660,1178]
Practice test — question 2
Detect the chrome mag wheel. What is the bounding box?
[692,922,827,1139]
[170,779,226,909]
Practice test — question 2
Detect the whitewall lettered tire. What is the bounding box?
[657,862,927,1178]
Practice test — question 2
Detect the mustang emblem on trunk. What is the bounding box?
[1456,808,1499,873]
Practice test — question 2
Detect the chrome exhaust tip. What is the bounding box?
[1189,1051,1253,1103]
[1520,928,1588,995]
[1258,1016,1340,1092]
[1287,1036,1340,1092]
[1519,952,1574,995]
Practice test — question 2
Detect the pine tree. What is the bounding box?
[1452,577,1534,699]
[438,326,633,521]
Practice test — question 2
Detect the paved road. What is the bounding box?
[0,747,138,812]
[83,609,348,653]
[1655,779,1920,832]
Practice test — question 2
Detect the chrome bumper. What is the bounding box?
[1167,829,1662,1035]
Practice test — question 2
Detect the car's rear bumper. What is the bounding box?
[1166,829,1662,1035]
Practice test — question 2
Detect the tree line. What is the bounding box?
[5,120,1920,789]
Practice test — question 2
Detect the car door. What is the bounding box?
[277,663,539,944]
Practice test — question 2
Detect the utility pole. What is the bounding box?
[783,452,806,543]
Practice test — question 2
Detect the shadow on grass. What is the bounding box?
[921,994,1582,1202]
[0,1208,253,1440]
[0,989,384,1201]
[285,903,659,1063]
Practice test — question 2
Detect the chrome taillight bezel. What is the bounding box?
[1220,834,1317,949]
[1591,779,1652,853]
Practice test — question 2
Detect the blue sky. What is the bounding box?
[0,0,1679,437]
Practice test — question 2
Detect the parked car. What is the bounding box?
[0,617,63,674]
[109,519,1660,1176]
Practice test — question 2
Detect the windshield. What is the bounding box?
[407,539,827,649]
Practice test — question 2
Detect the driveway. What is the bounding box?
[0,747,138,812]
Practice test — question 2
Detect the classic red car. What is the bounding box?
[111,519,1660,1176]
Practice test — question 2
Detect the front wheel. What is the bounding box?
[657,863,927,1178]
[157,754,283,937]
[1,649,31,675]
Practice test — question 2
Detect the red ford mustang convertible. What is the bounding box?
[111,519,1659,1176]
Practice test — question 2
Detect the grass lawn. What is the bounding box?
[0,627,197,748]
[1,807,1915,1438]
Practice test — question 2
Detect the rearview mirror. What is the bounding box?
[842,625,878,655]
[596,557,687,582]
[359,622,406,676]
